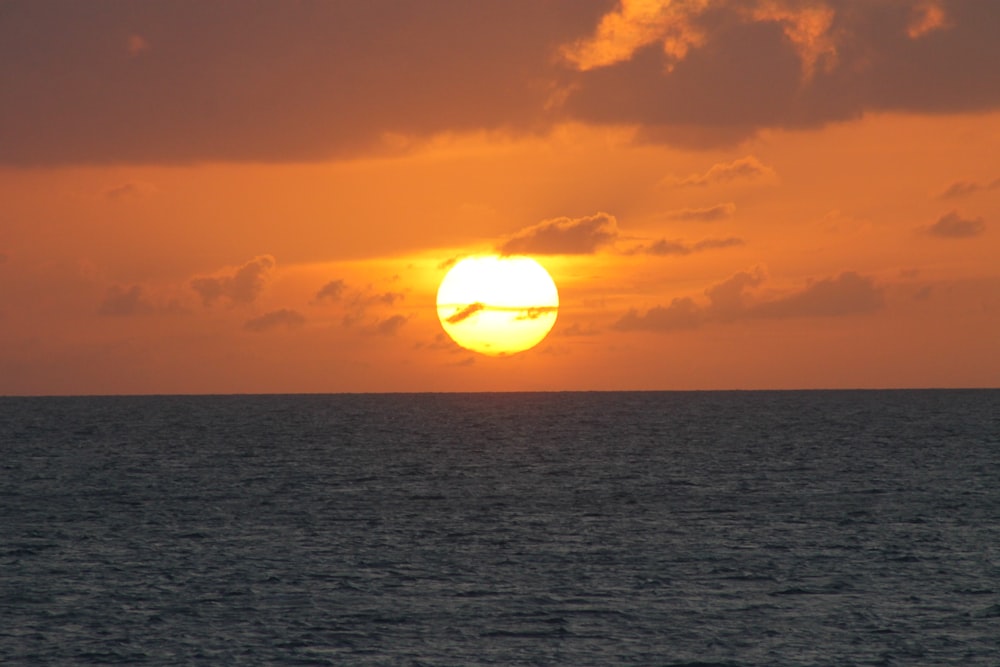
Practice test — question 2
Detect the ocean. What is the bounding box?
[1,390,998,665]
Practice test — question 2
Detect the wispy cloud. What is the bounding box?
[627,236,745,256]
[243,308,305,333]
[614,269,883,332]
[661,202,736,222]
[938,178,1000,199]
[662,156,777,188]
[925,211,986,238]
[499,212,619,255]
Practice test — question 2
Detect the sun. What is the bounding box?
[436,255,559,356]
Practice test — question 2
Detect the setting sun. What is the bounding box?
[436,256,559,356]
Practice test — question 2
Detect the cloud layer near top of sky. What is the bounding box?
[2,0,998,164]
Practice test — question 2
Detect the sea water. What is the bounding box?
[1,390,998,665]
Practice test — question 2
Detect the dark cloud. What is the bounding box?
[243,308,305,333]
[515,306,558,321]
[925,211,986,238]
[3,1,997,164]
[375,314,409,336]
[97,285,153,316]
[499,212,619,255]
[0,1,607,165]
[191,255,275,306]
[630,236,745,256]
[661,202,736,221]
[614,268,882,331]
[564,1,1000,148]
[314,279,346,302]
[445,302,485,324]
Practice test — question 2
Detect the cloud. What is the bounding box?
[562,2,1000,148]
[375,314,409,336]
[499,212,619,255]
[557,322,600,337]
[97,284,153,316]
[243,308,305,332]
[615,297,704,332]
[0,252,7,264]
[749,272,884,318]
[938,178,1000,199]
[662,156,776,187]
[104,181,156,200]
[630,236,745,256]
[515,306,558,321]
[191,255,275,306]
[314,279,346,302]
[925,211,986,238]
[446,302,485,324]
[908,1,951,39]
[614,268,882,331]
[661,202,736,222]
[2,2,999,164]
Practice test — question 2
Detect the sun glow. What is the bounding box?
[436,255,559,356]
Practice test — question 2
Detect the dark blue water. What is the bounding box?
[2,390,998,665]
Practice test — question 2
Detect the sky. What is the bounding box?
[1,0,998,394]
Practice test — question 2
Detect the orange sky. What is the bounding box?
[1,0,998,394]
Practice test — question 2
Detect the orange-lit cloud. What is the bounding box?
[375,314,410,336]
[938,178,1000,199]
[925,211,986,238]
[661,202,736,222]
[499,212,619,255]
[627,237,745,256]
[244,308,306,333]
[908,1,950,39]
[191,256,275,307]
[615,269,883,331]
[98,285,154,317]
[663,156,776,187]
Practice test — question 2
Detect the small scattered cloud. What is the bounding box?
[661,202,736,222]
[515,306,558,321]
[104,181,156,200]
[925,211,986,238]
[557,322,600,337]
[438,256,459,271]
[375,314,409,336]
[499,212,619,255]
[628,236,745,256]
[662,156,776,188]
[0,252,7,264]
[314,279,346,302]
[614,268,882,332]
[97,284,153,317]
[446,302,485,324]
[191,255,275,306]
[938,178,1000,199]
[243,308,305,333]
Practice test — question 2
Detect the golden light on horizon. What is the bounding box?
[436,256,559,356]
